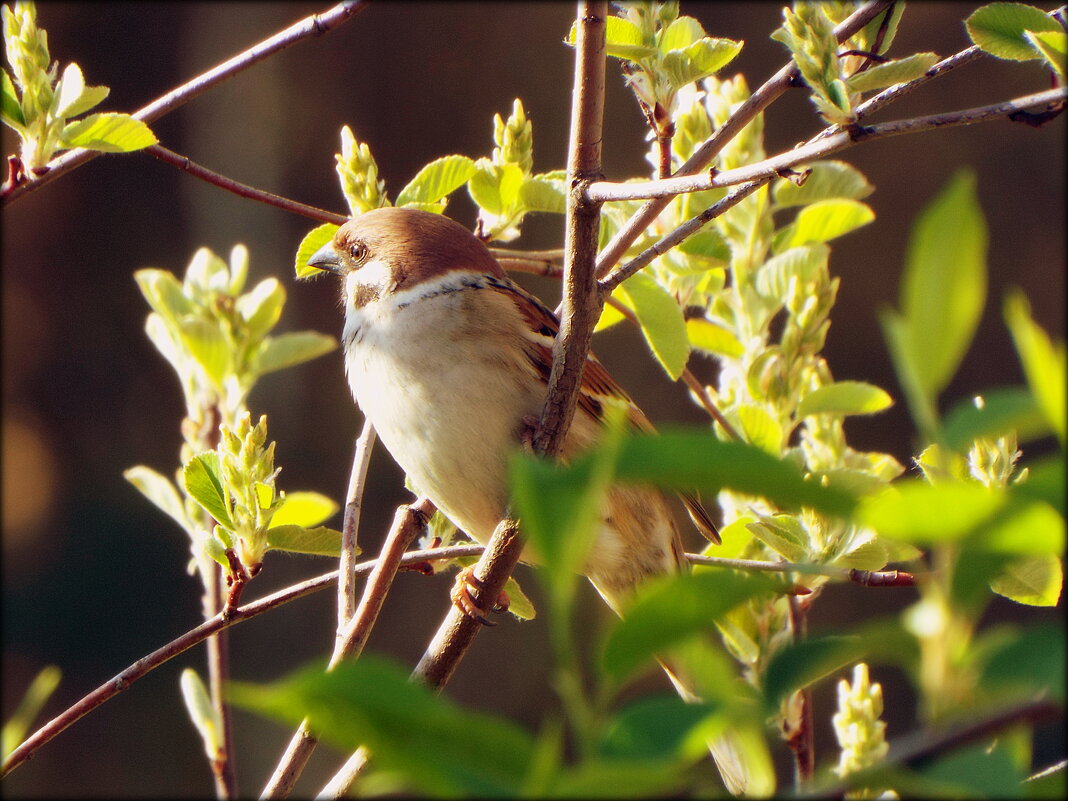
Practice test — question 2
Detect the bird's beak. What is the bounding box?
[307,242,343,274]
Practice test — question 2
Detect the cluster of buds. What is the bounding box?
[833,663,890,793]
[491,98,533,174]
[335,124,390,215]
[772,2,854,125]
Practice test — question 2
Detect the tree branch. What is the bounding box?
[338,420,377,626]
[592,0,894,278]
[2,0,368,205]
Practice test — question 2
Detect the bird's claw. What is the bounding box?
[451,566,510,626]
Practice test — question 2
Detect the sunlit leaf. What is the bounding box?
[1025,29,1067,76]
[942,387,1049,452]
[616,272,689,380]
[123,465,190,532]
[772,160,873,208]
[295,224,339,279]
[966,2,1062,61]
[255,331,336,376]
[798,381,893,418]
[183,451,234,530]
[270,491,339,528]
[395,155,476,209]
[788,199,874,247]
[989,554,1063,607]
[266,525,344,557]
[1004,290,1066,445]
[844,52,939,93]
[180,669,222,761]
[687,318,744,358]
[61,112,156,152]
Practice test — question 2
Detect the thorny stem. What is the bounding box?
[1,1,369,204]
[592,0,894,279]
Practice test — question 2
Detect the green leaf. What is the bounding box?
[880,308,938,440]
[228,656,535,797]
[266,525,344,557]
[687,318,744,358]
[1004,290,1066,445]
[61,112,156,152]
[762,635,866,711]
[2,68,25,129]
[2,665,61,760]
[601,570,777,681]
[567,16,656,60]
[976,497,1064,557]
[662,37,743,90]
[1026,29,1067,77]
[745,513,809,562]
[180,668,223,761]
[395,154,476,210]
[123,465,190,532]
[788,199,874,247]
[236,278,285,340]
[843,52,939,93]
[966,2,1062,61]
[600,695,715,759]
[737,404,784,454]
[677,227,730,261]
[942,386,1049,452]
[798,381,893,418]
[616,272,689,380]
[658,15,706,52]
[858,480,1006,544]
[518,176,566,214]
[467,161,524,218]
[989,554,1063,606]
[53,63,108,119]
[295,223,339,279]
[134,268,196,323]
[175,316,229,388]
[183,451,234,530]
[549,758,689,798]
[255,331,336,376]
[899,169,988,401]
[772,160,873,208]
[616,430,858,518]
[754,243,829,300]
[981,624,1065,701]
[270,491,339,528]
[921,741,1023,798]
[1011,456,1065,514]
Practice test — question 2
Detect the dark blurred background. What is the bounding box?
[2,2,1063,796]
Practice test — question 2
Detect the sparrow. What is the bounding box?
[307,206,718,615]
[308,207,751,795]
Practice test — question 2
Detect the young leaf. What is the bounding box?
[788,199,874,247]
[662,38,743,90]
[180,669,223,761]
[183,451,234,530]
[236,278,285,340]
[228,656,535,797]
[616,272,690,380]
[134,268,196,323]
[762,635,866,711]
[266,525,344,557]
[687,318,744,358]
[772,160,873,208]
[797,381,893,418]
[843,52,939,93]
[52,62,108,119]
[1004,290,1066,445]
[295,223,339,279]
[657,15,706,52]
[737,404,784,455]
[754,244,829,301]
[60,112,156,152]
[566,16,656,60]
[175,316,229,388]
[270,491,339,528]
[254,331,336,376]
[989,554,1063,607]
[2,68,25,129]
[746,513,809,562]
[518,176,566,214]
[966,2,1062,61]
[1025,29,1067,76]
[899,170,988,401]
[395,154,475,210]
[2,665,61,760]
[123,465,190,532]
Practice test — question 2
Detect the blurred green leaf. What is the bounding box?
[897,170,988,405]
[686,318,744,358]
[1012,456,1065,514]
[255,331,336,376]
[3,666,60,759]
[844,52,939,93]
[295,223,339,279]
[858,480,1005,543]
[616,272,689,380]
[989,554,1063,607]
[600,695,715,759]
[616,430,858,518]
[966,2,1062,61]
[123,465,190,532]
[746,513,808,562]
[175,316,229,388]
[183,451,234,530]
[1004,290,1066,446]
[798,381,893,418]
[548,758,689,798]
[921,741,1023,797]
[266,525,344,558]
[762,635,866,711]
[601,570,778,681]
[737,404,784,454]
[788,199,874,247]
[180,668,222,761]
[772,160,873,208]
[236,278,285,341]
[61,112,156,152]
[943,387,1049,452]
[229,656,535,797]
[395,155,476,210]
[677,227,730,261]
[134,268,196,323]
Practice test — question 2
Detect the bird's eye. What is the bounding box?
[349,242,368,263]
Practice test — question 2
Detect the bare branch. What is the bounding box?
[338,420,377,626]
[2,0,369,205]
[592,0,894,278]
[146,146,347,225]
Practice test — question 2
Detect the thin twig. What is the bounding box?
[0,544,482,779]
[587,88,1065,203]
[339,420,377,626]
[591,0,893,278]
[2,0,369,205]
[785,593,816,788]
[146,146,347,225]
[261,498,432,798]
[204,560,238,799]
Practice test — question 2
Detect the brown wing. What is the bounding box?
[490,276,720,544]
